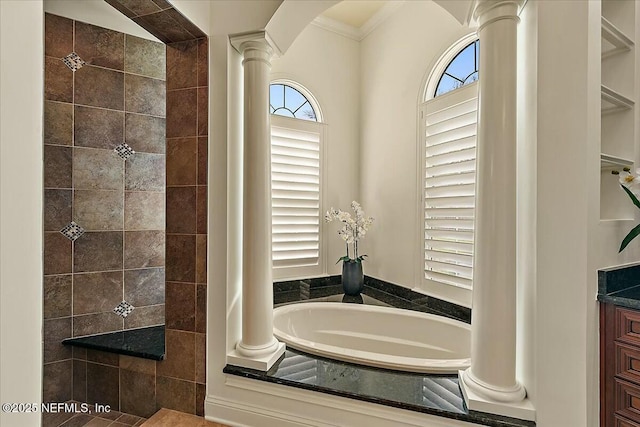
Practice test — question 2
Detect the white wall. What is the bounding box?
[211,0,282,38]
[0,1,44,426]
[270,24,360,276]
[359,1,469,297]
[531,0,640,424]
[266,0,338,54]
[44,0,159,41]
[535,2,592,422]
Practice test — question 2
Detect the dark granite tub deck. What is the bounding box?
[225,276,534,427]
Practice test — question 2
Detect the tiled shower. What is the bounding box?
[42,2,208,422]
[44,12,167,338]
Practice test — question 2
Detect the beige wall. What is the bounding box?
[532,0,640,424]
[270,23,361,276]
[359,1,469,300]
[0,1,44,426]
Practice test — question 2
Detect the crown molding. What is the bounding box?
[360,0,405,39]
[311,15,361,41]
[311,1,405,42]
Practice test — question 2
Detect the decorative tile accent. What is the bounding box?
[60,221,85,241]
[115,143,135,160]
[62,52,85,71]
[114,301,135,318]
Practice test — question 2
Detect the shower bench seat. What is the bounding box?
[62,325,165,361]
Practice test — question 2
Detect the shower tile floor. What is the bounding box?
[43,403,232,427]
[42,403,146,427]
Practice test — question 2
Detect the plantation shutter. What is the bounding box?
[271,115,323,279]
[422,82,477,291]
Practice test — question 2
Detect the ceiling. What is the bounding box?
[320,1,389,29]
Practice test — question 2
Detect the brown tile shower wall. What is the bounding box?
[160,36,208,416]
[43,13,166,404]
[104,0,207,43]
[69,36,209,421]
[43,5,208,416]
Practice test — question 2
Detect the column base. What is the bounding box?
[459,370,535,421]
[227,341,286,372]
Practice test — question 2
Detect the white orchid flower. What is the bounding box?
[619,171,640,198]
[326,201,374,260]
[619,171,637,187]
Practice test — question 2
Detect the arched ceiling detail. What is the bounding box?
[265,0,340,55]
[265,0,473,55]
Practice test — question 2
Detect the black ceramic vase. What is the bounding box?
[342,260,364,296]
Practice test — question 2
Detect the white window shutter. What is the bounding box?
[271,115,324,279]
[422,83,477,291]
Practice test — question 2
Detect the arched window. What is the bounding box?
[269,81,324,280]
[270,83,318,121]
[434,40,479,97]
[418,35,479,306]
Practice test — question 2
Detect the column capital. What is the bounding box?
[472,0,523,31]
[229,30,278,59]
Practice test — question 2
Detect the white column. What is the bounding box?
[459,0,534,421]
[227,32,285,371]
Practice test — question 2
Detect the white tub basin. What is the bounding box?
[273,302,471,374]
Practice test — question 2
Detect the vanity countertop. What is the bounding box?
[597,262,640,310]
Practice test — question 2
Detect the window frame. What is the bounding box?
[415,34,479,308]
[422,33,478,102]
[434,39,479,97]
[270,79,324,122]
[269,80,327,281]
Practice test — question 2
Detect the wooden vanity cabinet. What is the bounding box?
[601,304,640,426]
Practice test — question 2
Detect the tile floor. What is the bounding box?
[43,405,229,427]
[141,409,228,426]
[43,408,146,426]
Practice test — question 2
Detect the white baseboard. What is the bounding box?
[204,375,480,427]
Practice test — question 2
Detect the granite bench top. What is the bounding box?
[63,325,165,361]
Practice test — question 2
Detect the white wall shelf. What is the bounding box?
[600,0,636,222]
[602,16,634,59]
[601,85,635,114]
[601,153,635,169]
